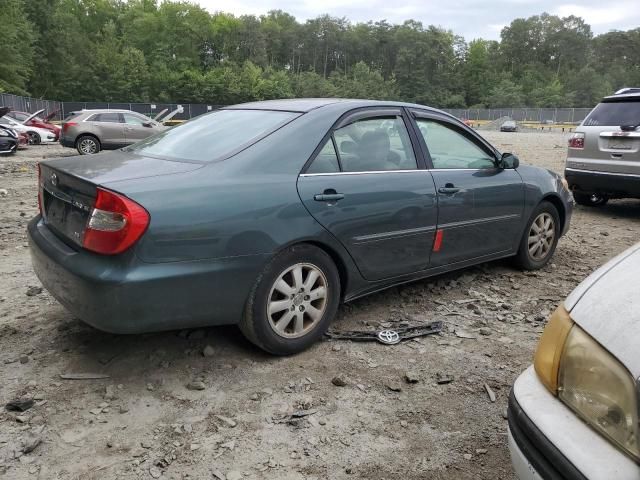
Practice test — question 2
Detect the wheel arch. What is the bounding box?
[540,193,566,234]
[75,132,101,146]
[271,239,351,300]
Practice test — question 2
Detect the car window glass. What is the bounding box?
[417,120,495,169]
[123,114,148,125]
[584,101,640,126]
[91,113,120,123]
[307,140,340,174]
[126,109,299,163]
[333,116,417,172]
[12,112,29,122]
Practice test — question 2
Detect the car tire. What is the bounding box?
[76,135,101,155]
[27,131,41,145]
[573,192,608,207]
[239,244,340,355]
[514,201,561,270]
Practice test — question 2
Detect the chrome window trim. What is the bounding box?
[300,169,425,177]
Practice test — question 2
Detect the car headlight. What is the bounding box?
[0,130,9,137]
[535,305,639,461]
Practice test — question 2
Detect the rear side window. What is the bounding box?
[584,101,640,126]
[126,109,299,162]
[88,113,120,123]
[307,140,340,174]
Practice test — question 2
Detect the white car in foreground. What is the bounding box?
[0,115,56,144]
[509,243,640,479]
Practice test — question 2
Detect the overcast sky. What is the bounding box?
[193,0,640,40]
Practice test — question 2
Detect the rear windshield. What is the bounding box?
[583,100,640,126]
[125,109,300,162]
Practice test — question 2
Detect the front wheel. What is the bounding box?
[573,192,608,207]
[27,131,41,145]
[514,201,560,270]
[239,244,340,355]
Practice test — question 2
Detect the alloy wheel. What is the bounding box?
[528,212,555,261]
[79,139,97,154]
[267,263,328,339]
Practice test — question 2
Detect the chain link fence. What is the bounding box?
[443,107,592,124]
[0,93,223,122]
[2,92,593,125]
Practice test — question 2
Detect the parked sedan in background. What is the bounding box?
[0,109,56,144]
[501,120,518,132]
[29,99,572,355]
[5,109,61,141]
[509,243,640,480]
[60,109,168,154]
[0,124,18,155]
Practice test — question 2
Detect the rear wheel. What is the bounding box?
[76,135,101,155]
[514,201,560,270]
[573,192,608,207]
[27,131,41,145]
[239,244,340,355]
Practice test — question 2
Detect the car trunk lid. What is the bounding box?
[23,109,45,125]
[39,151,204,248]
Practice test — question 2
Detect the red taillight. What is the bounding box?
[62,122,77,133]
[83,188,149,255]
[568,133,585,149]
[37,163,42,214]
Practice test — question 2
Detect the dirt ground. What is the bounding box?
[1,132,638,480]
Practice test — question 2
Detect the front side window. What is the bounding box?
[333,117,417,172]
[417,119,496,170]
[126,109,299,163]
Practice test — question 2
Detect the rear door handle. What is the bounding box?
[314,189,344,202]
[438,184,460,194]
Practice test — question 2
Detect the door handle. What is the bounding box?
[438,183,460,194]
[314,189,344,202]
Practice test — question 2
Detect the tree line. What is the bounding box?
[2,0,639,108]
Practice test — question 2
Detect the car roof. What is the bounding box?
[225,98,450,116]
[603,89,640,102]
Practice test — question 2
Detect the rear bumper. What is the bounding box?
[59,136,75,148]
[565,167,640,198]
[28,216,268,333]
[508,366,639,480]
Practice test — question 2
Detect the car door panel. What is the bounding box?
[411,113,524,267]
[297,110,438,281]
[298,171,438,281]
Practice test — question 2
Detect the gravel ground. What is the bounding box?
[0,133,639,480]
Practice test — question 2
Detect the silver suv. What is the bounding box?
[60,109,167,155]
[565,88,640,206]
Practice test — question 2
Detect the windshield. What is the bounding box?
[126,109,300,162]
[584,100,640,126]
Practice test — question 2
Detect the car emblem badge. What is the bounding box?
[377,330,401,345]
[50,173,58,187]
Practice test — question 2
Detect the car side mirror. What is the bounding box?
[142,122,153,128]
[340,140,357,154]
[501,152,519,169]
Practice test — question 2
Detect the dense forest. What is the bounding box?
[2,0,640,107]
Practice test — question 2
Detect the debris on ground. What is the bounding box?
[59,373,111,380]
[5,398,35,412]
[484,383,497,403]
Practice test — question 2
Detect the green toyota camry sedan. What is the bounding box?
[28,99,573,354]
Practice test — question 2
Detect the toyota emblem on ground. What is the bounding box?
[376,330,401,345]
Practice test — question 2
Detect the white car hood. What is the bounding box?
[23,108,45,124]
[565,243,640,378]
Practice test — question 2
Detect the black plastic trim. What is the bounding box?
[508,390,587,480]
